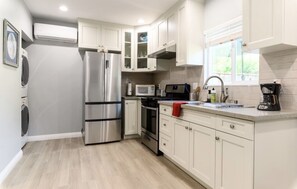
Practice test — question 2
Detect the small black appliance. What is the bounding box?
[257,82,281,111]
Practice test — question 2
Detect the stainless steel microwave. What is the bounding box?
[135,85,155,96]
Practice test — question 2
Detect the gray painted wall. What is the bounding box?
[26,43,83,136]
[0,0,32,173]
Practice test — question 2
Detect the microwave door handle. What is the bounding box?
[141,105,158,111]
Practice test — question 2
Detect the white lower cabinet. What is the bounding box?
[172,118,190,169]
[189,123,215,188]
[124,100,138,135]
[159,105,254,189]
[215,131,254,189]
[159,133,172,156]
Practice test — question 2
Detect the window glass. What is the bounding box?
[208,41,232,85]
[235,39,259,82]
[205,38,259,85]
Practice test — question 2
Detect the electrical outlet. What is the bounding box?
[273,79,282,84]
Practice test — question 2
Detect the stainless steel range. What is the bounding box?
[140,84,190,155]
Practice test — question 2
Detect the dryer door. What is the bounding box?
[21,55,29,87]
[21,104,29,136]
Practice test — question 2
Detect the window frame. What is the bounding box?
[204,17,259,86]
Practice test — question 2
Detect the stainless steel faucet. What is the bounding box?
[203,76,229,103]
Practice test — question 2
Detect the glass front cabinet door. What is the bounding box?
[122,29,134,72]
[136,31,149,71]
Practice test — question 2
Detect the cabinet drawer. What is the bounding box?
[180,109,216,129]
[216,116,254,140]
[160,115,172,136]
[159,133,172,156]
[160,105,172,116]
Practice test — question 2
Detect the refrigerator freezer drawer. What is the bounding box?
[85,103,121,120]
[84,120,121,144]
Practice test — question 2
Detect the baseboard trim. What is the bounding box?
[0,150,23,184]
[27,132,82,142]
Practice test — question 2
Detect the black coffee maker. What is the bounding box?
[257,82,281,111]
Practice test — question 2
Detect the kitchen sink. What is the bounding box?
[187,101,244,108]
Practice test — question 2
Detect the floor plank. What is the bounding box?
[1,138,205,189]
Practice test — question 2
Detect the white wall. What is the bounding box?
[204,0,242,30]
[26,43,83,136]
[0,0,32,173]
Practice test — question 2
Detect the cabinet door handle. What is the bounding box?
[163,109,166,112]
[185,126,189,130]
[163,143,166,146]
[163,124,166,127]
[242,43,247,47]
[230,124,235,129]
[215,136,220,141]
[189,127,192,131]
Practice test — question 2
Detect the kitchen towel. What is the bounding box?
[172,102,188,117]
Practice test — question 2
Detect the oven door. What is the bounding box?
[141,105,159,140]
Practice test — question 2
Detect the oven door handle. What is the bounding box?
[141,105,158,111]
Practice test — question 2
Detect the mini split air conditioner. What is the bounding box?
[34,23,77,43]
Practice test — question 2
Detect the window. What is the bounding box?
[204,18,259,86]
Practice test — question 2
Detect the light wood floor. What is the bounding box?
[1,138,205,189]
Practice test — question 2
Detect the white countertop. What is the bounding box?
[158,101,297,122]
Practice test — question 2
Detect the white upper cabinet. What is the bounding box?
[157,19,168,49]
[78,21,101,49]
[157,12,177,51]
[122,29,135,72]
[167,13,178,46]
[78,19,122,51]
[243,0,297,53]
[101,25,122,51]
[176,0,204,66]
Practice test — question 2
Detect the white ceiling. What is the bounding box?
[24,0,179,26]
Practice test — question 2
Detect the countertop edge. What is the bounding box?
[158,101,297,122]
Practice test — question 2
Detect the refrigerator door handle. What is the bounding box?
[106,60,109,68]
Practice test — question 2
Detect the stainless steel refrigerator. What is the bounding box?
[82,51,122,145]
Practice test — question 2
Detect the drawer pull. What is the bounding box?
[230,124,235,129]
[163,143,166,146]
[163,109,166,112]
[215,136,220,141]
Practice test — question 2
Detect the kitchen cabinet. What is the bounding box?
[160,103,297,189]
[159,113,173,157]
[157,12,177,50]
[176,0,204,66]
[189,123,215,188]
[124,100,138,135]
[135,31,149,71]
[122,29,135,72]
[160,105,253,189]
[243,0,297,53]
[172,118,190,169]
[78,19,122,51]
[215,131,253,189]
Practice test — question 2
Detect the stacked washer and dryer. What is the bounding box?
[21,49,30,148]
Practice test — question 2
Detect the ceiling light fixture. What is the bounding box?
[59,5,68,12]
[138,19,145,24]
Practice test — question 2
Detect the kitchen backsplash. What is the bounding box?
[260,49,297,110]
[154,59,203,90]
[122,72,154,96]
[153,48,297,110]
